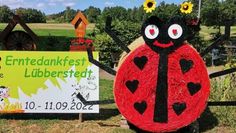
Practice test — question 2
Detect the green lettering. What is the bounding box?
[5,56,13,65]
[56,56,63,65]
[75,59,80,66]
[30,59,36,65]
[69,59,75,66]
[81,69,87,78]
[74,71,80,77]
[81,58,86,66]
[88,69,93,77]
[51,71,57,78]
[24,68,30,77]
[44,68,50,77]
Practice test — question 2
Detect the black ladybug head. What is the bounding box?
[142,16,188,53]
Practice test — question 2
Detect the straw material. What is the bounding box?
[114,43,210,132]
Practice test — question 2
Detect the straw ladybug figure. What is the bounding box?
[113,16,210,132]
[76,15,210,132]
[77,13,236,131]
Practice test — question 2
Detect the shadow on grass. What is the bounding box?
[36,36,73,51]
[0,108,119,121]
[128,107,219,133]
[198,107,219,132]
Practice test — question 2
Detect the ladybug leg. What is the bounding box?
[87,47,116,76]
[209,67,236,78]
[208,68,236,106]
[105,16,131,53]
[76,93,114,105]
[200,35,226,57]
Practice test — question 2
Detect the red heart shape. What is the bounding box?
[172,29,178,35]
[149,29,155,35]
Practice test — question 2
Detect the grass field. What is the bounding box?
[0,23,95,37]
[0,23,235,132]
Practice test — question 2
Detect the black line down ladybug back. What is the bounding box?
[114,16,210,132]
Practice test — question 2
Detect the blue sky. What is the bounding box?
[0,0,184,15]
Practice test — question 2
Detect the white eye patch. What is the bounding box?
[145,25,159,39]
[168,24,183,39]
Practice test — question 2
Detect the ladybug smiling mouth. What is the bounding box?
[153,40,174,48]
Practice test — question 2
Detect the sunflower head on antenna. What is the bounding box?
[143,0,157,13]
[180,1,193,14]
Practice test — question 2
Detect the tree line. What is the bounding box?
[0,0,235,26]
[47,0,235,27]
[0,5,46,23]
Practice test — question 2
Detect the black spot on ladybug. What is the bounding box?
[187,82,201,96]
[125,80,139,93]
[134,101,147,115]
[180,59,193,73]
[134,56,148,70]
[173,102,186,116]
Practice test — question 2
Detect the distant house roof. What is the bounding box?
[71,11,89,27]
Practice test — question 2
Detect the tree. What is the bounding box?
[15,8,46,23]
[84,6,101,23]
[64,6,76,23]
[0,5,12,23]
[102,6,128,21]
[201,0,222,32]
[221,0,236,23]
[94,20,141,66]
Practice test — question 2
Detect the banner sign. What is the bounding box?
[0,51,99,113]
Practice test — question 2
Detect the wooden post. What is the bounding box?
[225,20,231,40]
[79,113,83,122]
[71,12,90,122]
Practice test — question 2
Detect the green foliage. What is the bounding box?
[201,0,221,27]
[64,7,77,23]
[0,5,12,23]
[210,73,236,127]
[102,6,128,21]
[14,8,46,23]
[94,20,141,66]
[201,0,236,32]
[189,33,209,53]
[153,2,179,20]
[84,6,101,23]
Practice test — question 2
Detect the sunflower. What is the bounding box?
[143,0,157,13]
[180,1,193,14]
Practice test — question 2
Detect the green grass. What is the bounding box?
[200,26,236,40]
[100,79,114,100]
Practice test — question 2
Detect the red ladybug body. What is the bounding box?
[114,43,210,132]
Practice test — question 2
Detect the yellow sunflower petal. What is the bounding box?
[143,0,157,13]
[180,1,193,14]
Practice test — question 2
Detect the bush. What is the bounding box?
[210,68,236,128]
[94,19,141,66]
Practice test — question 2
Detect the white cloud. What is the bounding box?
[48,2,57,6]
[63,2,75,7]
[0,0,26,8]
[49,0,65,2]
[37,3,45,8]
[105,1,115,6]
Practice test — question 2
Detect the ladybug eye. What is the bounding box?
[145,25,159,39]
[168,24,183,39]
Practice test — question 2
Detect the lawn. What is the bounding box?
[200,26,236,40]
